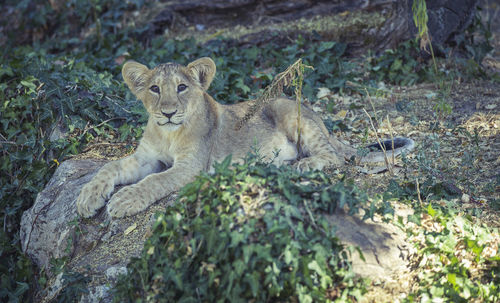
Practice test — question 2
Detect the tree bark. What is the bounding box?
[149,0,478,54]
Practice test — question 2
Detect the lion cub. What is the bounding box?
[76,57,413,218]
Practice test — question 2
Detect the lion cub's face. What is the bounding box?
[122,57,216,131]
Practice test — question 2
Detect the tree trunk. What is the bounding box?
[148,0,478,54]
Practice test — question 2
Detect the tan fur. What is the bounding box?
[76,57,399,218]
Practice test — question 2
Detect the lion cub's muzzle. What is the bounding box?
[155,110,184,128]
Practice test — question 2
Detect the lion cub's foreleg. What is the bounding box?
[105,157,202,218]
[76,153,161,218]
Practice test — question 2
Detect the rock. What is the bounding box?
[327,211,410,280]
[81,284,111,303]
[105,266,127,281]
[45,273,64,302]
[21,158,410,301]
[20,159,174,302]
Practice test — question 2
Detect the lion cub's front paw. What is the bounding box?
[76,180,114,218]
[106,185,149,218]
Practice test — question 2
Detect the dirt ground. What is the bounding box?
[328,79,499,211]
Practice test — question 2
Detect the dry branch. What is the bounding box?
[235,59,313,130]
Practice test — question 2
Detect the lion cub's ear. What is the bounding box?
[122,61,150,96]
[187,57,216,91]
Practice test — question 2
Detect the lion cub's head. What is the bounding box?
[122,57,216,131]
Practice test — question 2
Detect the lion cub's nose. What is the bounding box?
[161,110,177,119]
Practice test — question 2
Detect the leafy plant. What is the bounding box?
[402,204,499,302]
[368,39,437,86]
[2,0,151,48]
[113,155,373,302]
[0,45,139,302]
[52,271,90,303]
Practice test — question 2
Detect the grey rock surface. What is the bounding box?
[20,159,108,269]
[80,284,112,303]
[328,210,410,280]
[21,158,410,301]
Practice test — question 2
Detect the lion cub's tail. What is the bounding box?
[359,137,415,163]
[328,136,415,164]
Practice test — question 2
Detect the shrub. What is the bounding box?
[113,156,369,302]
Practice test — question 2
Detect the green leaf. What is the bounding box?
[427,203,436,217]
[307,260,325,277]
[0,65,14,77]
[118,123,131,141]
[447,273,457,287]
[230,230,245,247]
[440,236,457,254]
[233,259,246,276]
[13,282,29,297]
[284,247,293,265]
[318,41,336,53]
[390,58,403,71]
[219,155,232,171]
[244,272,260,297]
[20,79,37,95]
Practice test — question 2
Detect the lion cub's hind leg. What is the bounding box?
[274,103,341,171]
[259,133,298,167]
[293,118,342,171]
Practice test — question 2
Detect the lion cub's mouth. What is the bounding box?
[154,112,183,127]
[157,120,182,126]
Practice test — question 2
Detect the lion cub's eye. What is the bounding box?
[177,84,187,92]
[150,85,160,93]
